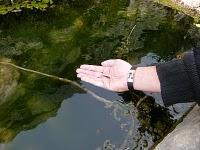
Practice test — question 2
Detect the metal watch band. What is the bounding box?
[127,66,137,90]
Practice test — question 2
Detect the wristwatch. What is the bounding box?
[127,66,137,90]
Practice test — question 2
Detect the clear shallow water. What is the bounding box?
[0,0,198,149]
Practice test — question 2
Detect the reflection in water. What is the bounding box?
[0,144,5,150]
[0,0,199,149]
[1,85,133,150]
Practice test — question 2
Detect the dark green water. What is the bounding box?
[0,0,198,149]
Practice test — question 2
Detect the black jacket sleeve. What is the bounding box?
[156,48,200,106]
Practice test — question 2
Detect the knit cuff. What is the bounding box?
[183,51,200,103]
[194,48,200,77]
[156,59,194,106]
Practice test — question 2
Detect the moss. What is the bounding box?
[0,0,53,15]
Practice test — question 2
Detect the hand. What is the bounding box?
[76,59,132,92]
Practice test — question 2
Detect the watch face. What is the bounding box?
[128,69,135,83]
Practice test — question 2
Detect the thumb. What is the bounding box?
[101,59,115,67]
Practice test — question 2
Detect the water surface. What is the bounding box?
[0,0,197,149]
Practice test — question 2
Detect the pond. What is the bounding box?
[0,0,199,149]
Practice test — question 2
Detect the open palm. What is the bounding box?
[76,59,132,92]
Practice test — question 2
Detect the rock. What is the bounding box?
[177,0,200,11]
[0,58,19,104]
[154,0,200,22]
[155,105,200,150]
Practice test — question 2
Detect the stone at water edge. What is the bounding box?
[155,105,200,150]
[176,0,200,11]
[154,0,200,22]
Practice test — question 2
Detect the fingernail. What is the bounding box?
[77,74,81,78]
[76,69,80,73]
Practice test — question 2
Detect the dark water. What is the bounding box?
[0,0,198,149]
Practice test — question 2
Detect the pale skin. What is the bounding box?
[76,59,161,93]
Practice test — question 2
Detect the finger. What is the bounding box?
[77,72,100,79]
[101,59,115,67]
[77,73,99,79]
[76,69,102,78]
[78,73,111,91]
[77,73,83,78]
[77,68,111,78]
[80,76,104,88]
[80,65,104,72]
[77,73,88,78]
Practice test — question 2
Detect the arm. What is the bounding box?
[136,50,200,106]
[134,66,160,92]
[156,49,200,106]
[76,59,160,93]
[76,48,200,106]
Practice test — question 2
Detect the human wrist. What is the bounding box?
[133,66,161,92]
